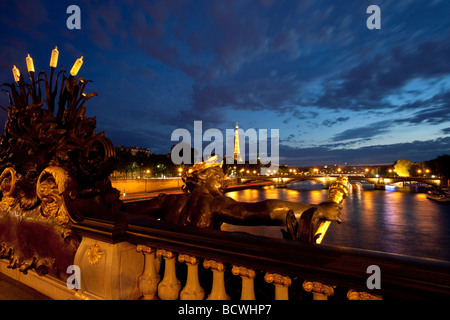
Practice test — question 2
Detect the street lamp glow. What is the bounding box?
[12,65,20,82]
[70,56,83,76]
[26,54,35,73]
[50,46,59,68]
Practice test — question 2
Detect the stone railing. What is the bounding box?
[69,217,450,300]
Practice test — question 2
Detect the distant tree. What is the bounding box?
[430,154,450,178]
[408,162,423,176]
[115,148,132,178]
[394,159,413,177]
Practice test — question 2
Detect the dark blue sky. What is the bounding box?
[1,0,449,166]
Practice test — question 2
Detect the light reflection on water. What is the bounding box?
[223,181,450,261]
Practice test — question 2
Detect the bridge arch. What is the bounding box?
[238,175,443,189]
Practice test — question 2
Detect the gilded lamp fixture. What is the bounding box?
[0,47,121,279]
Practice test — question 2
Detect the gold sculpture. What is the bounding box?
[315,176,350,244]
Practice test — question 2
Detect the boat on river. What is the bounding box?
[427,189,450,202]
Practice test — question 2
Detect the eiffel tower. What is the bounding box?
[234,122,243,162]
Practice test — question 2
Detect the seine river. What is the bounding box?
[222,181,450,261]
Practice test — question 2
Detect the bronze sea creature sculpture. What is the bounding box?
[124,159,349,243]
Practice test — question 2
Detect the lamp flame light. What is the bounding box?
[12,65,20,82]
[70,56,83,76]
[26,54,35,73]
[50,46,59,68]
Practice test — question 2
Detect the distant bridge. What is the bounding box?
[237,174,443,189]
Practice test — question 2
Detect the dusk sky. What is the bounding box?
[1,0,449,166]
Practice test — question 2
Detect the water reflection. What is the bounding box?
[223,181,450,261]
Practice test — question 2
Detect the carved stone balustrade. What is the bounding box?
[302,280,335,300]
[203,259,230,300]
[232,265,256,300]
[156,249,181,300]
[178,254,204,300]
[123,218,450,300]
[347,289,382,300]
[264,272,291,300]
[136,245,160,300]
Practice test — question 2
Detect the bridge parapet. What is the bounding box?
[67,217,450,300]
[239,175,443,189]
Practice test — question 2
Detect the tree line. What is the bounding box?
[394,154,450,178]
[113,148,177,178]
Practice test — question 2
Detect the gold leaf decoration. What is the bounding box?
[86,244,103,265]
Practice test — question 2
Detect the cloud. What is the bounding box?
[393,90,450,126]
[322,117,349,127]
[280,136,450,166]
[314,35,450,111]
[331,121,392,142]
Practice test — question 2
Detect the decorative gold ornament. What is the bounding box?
[314,175,350,243]
[136,244,154,254]
[0,167,18,209]
[302,280,335,297]
[178,254,200,265]
[203,259,225,272]
[157,249,176,259]
[185,155,222,176]
[347,289,382,300]
[264,272,291,287]
[232,266,256,279]
[36,166,77,225]
[0,167,17,197]
[328,176,350,204]
[86,244,103,265]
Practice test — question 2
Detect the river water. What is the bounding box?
[222,181,450,261]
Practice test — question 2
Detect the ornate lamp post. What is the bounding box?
[0,47,120,278]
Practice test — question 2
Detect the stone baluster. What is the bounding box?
[347,289,382,300]
[232,265,256,300]
[264,273,291,300]
[203,259,230,300]
[178,254,205,300]
[136,244,160,300]
[302,280,335,300]
[157,249,181,300]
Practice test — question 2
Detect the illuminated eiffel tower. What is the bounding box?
[234,122,243,162]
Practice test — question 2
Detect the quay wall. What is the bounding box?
[111,178,183,194]
[111,177,243,195]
